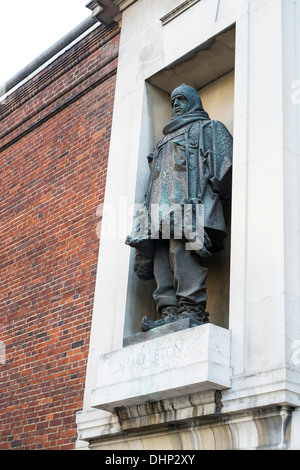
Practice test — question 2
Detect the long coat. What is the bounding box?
[126,118,233,280]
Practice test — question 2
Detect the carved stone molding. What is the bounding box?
[160,0,202,26]
[77,403,294,450]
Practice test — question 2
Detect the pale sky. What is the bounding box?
[0,0,91,86]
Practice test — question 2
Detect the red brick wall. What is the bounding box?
[0,23,119,450]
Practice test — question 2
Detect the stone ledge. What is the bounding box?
[91,323,231,412]
[79,405,295,450]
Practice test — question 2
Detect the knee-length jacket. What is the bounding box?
[126,91,233,280]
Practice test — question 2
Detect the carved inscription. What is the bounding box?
[117,343,182,375]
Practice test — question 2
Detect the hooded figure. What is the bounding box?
[126,84,232,331]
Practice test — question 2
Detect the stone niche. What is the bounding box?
[90,25,235,416]
[123,25,235,338]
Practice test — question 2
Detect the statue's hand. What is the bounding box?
[204,230,212,249]
[195,245,212,258]
[195,230,212,258]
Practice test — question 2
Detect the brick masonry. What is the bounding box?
[0,23,120,449]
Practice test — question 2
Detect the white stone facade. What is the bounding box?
[76,0,300,450]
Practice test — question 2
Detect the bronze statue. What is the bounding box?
[126,84,232,331]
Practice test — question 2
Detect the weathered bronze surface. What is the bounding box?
[126,84,232,331]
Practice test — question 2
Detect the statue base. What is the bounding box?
[123,317,190,347]
[91,323,231,413]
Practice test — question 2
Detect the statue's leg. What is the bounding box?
[169,238,209,325]
[152,239,178,313]
[141,240,178,331]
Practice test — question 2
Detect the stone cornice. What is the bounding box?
[86,1,120,25]
[86,0,139,25]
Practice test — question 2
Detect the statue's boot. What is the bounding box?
[178,305,209,327]
[162,306,179,323]
[141,316,165,332]
[141,306,179,332]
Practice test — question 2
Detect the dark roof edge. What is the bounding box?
[0,16,97,99]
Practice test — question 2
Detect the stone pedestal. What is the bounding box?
[91,323,231,412]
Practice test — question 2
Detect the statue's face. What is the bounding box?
[171,94,189,116]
